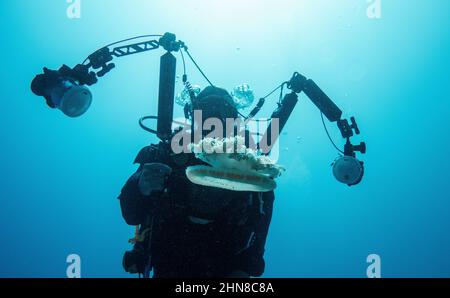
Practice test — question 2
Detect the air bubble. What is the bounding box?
[231,84,255,109]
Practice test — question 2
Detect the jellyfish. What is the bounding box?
[231,84,255,110]
[186,136,284,192]
[175,84,202,107]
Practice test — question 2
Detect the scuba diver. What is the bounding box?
[119,86,275,278]
[30,32,366,278]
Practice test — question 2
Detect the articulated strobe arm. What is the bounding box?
[80,33,183,83]
[30,33,183,140]
[260,72,366,186]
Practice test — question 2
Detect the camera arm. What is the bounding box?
[261,72,366,157]
[31,32,184,140]
[79,32,184,83]
[31,33,183,90]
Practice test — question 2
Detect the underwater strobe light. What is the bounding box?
[31,66,93,118]
[331,118,367,186]
[332,155,364,186]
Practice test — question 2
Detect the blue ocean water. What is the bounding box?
[0,0,449,278]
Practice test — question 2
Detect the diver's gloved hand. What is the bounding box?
[138,163,172,196]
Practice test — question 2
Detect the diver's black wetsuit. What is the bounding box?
[118,142,274,278]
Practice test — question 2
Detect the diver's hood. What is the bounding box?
[192,86,239,121]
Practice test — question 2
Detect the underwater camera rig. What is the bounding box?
[30,32,366,186]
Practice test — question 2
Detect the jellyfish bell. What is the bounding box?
[186,165,276,192]
[175,84,202,107]
[231,83,255,109]
[186,136,284,192]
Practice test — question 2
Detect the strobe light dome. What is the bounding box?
[49,80,92,117]
[31,69,93,118]
[332,155,364,186]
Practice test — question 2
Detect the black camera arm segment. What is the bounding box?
[263,72,366,157]
[288,72,366,157]
[111,40,160,58]
[34,32,183,90]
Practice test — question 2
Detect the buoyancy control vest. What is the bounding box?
[120,141,274,277]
